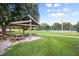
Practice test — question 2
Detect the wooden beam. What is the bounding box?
[10,20,30,24]
[13,24,38,27]
[28,15,40,25]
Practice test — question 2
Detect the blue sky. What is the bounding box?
[38,3,79,25]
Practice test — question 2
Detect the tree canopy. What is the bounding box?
[0,3,39,39]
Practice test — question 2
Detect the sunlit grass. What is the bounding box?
[2,32,79,56]
[33,31,79,36]
[3,30,79,56]
[9,29,79,36]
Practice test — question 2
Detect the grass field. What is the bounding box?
[2,30,79,56]
[34,31,79,36]
[11,29,79,36]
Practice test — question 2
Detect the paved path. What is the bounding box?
[0,40,12,55]
[0,36,41,55]
[38,34,79,38]
[12,36,41,45]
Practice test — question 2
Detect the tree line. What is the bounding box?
[38,22,79,31]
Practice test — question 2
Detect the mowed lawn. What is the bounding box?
[10,29,79,36]
[2,31,79,56]
[34,31,79,36]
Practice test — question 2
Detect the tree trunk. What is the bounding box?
[2,26,6,40]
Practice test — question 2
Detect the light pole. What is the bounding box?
[61,14,64,31]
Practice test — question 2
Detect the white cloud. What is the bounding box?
[47,9,51,12]
[52,10,60,12]
[54,4,61,7]
[47,9,61,12]
[56,10,61,12]
[56,13,64,16]
[45,3,52,7]
[39,9,41,11]
[63,8,71,12]
[49,13,64,17]
[71,12,79,16]
[52,10,56,12]
[50,13,56,17]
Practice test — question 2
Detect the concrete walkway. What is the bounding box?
[12,36,41,45]
[0,40,12,55]
[38,34,79,38]
[0,36,41,55]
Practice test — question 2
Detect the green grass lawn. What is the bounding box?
[33,31,79,36]
[10,29,79,36]
[2,31,79,56]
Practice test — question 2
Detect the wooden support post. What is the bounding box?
[29,19,32,40]
[19,26,20,33]
[23,26,25,35]
[9,26,12,32]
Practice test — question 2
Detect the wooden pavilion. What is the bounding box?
[9,15,40,39]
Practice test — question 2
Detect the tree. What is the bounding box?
[62,22,72,30]
[75,22,79,32]
[25,4,39,21]
[0,4,11,39]
[12,4,39,33]
[0,3,39,39]
[52,23,61,30]
[13,3,39,21]
[38,23,51,30]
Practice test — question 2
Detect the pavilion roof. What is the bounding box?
[10,15,40,27]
